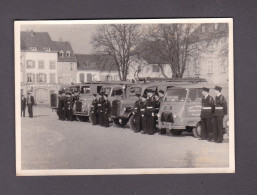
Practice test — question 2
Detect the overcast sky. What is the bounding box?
[21,24,98,54]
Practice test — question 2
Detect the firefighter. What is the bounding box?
[103,94,111,127]
[60,91,66,121]
[133,94,142,132]
[145,90,156,135]
[27,92,35,118]
[90,94,98,125]
[57,90,63,120]
[65,92,73,121]
[156,90,165,134]
[97,92,104,126]
[200,87,215,141]
[140,94,147,134]
[213,86,227,143]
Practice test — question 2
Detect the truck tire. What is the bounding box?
[113,118,128,127]
[192,122,201,138]
[128,115,136,131]
[159,128,166,134]
[170,130,183,136]
[76,116,89,122]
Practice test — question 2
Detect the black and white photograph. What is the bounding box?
[15,18,234,175]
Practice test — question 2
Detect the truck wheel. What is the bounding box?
[192,122,201,138]
[129,115,136,131]
[159,128,166,134]
[76,116,89,122]
[113,118,128,127]
[170,130,183,136]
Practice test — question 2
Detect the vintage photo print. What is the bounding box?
[15,18,234,175]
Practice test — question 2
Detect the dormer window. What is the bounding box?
[44,47,51,51]
[29,47,37,51]
[66,51,71,58]
[59,50,64,58]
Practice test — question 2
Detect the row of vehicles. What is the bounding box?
[51,78,229,138]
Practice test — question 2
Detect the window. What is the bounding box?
[188,89,202,102]
[164,89,187,102]
[207,59,213,73]
[214,23,218,30]
[44,47,51,51]
[113,75,118,81]
[59,50,64,58]
[29,47,37,51]
[27,73,35,83]
[49,73,56,83]
[38,60,44,69]
[27,60,35,69]
[81,86,91,94]
[194,60,200,75]
[202,25,206,33]
[79,73,85,83]
[49,61,56,69]
[152,65,160,72]
[128,87,142,97]
[112,88,123,97]
[100,75,105,81]
[66,51,71,57]
[37,73,47,83]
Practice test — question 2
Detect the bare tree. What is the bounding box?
[138,24,199,78]
[91,24,141,81]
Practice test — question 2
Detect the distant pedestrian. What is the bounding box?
[213,86,227,143]
[200,87,214,141]
[97,93,104,126]
[21,94,26,117]
[27,92,35,118]
[90,94,98,125]
[103,94,111,127]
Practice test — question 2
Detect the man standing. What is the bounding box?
[133,94,142,132]
[65,92,73,121]
[213,86,227,143]
[97,93,104,126]
[145,90,156,135]
[90,94,98,125]
[156,90,165,134]
[21,94,26,117]
[27,92,35,118]
[140,94,147,134]
[200,87,214,141]
[103,94,111,127]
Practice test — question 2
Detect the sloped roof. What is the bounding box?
[54,41,77,62]
[20,31,57,52]
[76,54,118,72]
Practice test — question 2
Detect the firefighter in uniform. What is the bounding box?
[156,90,165,134]
[145,90,156,135]
[133,94,142,132]
[57,90,63,120]
[65,92,74,121]
[90,94,98,125]
[213,86,227,143]
[103,94,111,127]
[97,93,104,126]
[200,87,215,141]
[60,91,66,121]
[140,94,147,134]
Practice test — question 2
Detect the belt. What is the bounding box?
[215,107,223,109]
[147,107,153,109]
[140,109,145,111]
[98,104,101,106]
[202,107,212,109]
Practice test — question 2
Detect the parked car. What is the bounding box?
[157,84,229,137]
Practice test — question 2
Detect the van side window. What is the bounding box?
[188,89,202,102]
[112,89,123,97]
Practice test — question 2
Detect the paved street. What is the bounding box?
[21,106,229,170]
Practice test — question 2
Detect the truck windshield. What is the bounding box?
[188,89,202,102]
[128,87,142,97]
[164,89,187,102]
[102,87,111,95]
[80,86,91,94]
[112,88,123,97]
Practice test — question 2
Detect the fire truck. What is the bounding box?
[111,77,206,128]
[73,81,132,122]
[157,83,229,137]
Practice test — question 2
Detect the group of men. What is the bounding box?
[132,89,165,135]
[90,93,111,127]
[200,86,227,143]
[57,90,79,121]
[21,92,35,118]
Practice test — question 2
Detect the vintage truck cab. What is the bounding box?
[157,84,229,137]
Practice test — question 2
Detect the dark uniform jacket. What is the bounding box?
[200,95,215,118]
[65,97,73,111]
[144,98,156,117]
[21,97,26,109]
[27,95,35,105]
[97,97,104,113]
[90,99,98,114]
[133,99,142,116]
[103,99,111,115]
[214,94,227,116]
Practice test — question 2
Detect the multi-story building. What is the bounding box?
[20,30,59,105]
[76,54,119,82]
[54,41,77,87]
